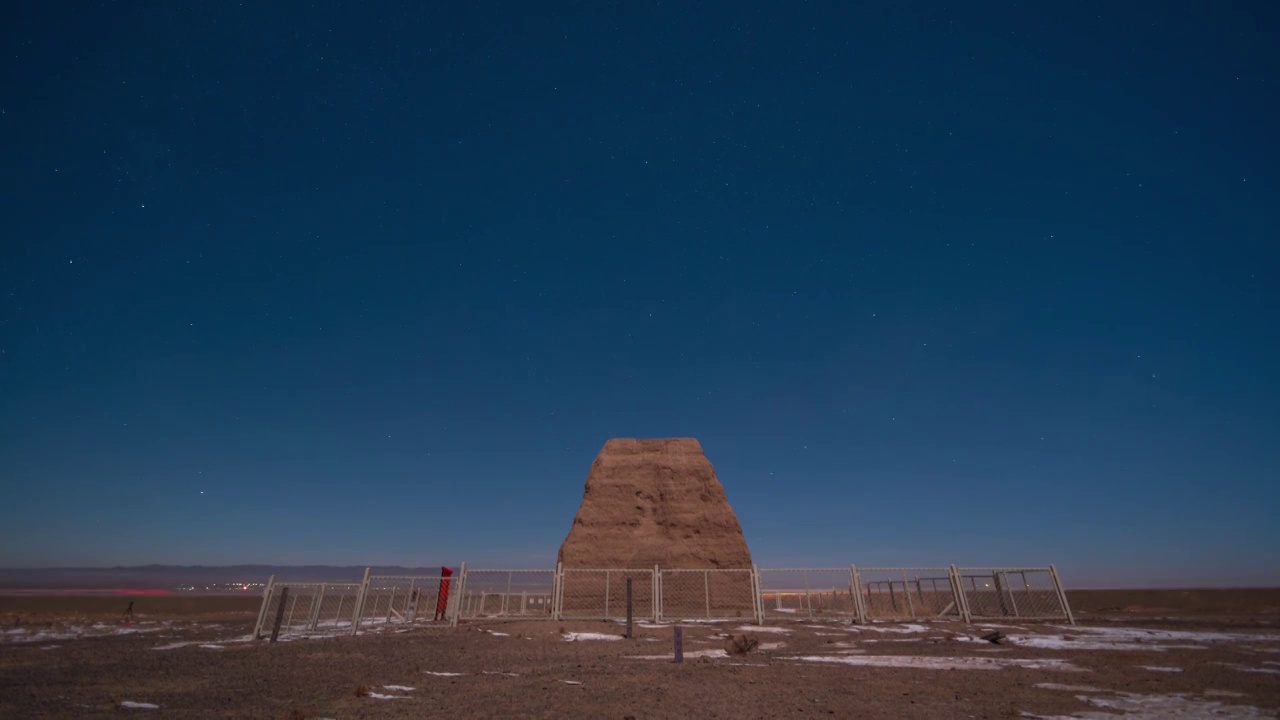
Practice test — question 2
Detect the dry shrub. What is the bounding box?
[724,634,760,654]
[354,685,371,698]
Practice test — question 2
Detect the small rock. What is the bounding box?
[979,631,1006,645]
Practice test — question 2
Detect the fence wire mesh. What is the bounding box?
[658,569,756,622]
[757,568,857,620]
[355,573,456,632]
[557,568,655,621]
[254,562,1073,638]
[856,567,962,621]
[254,582,363,638]
[458,569,556,619]
[956,567,1070,621]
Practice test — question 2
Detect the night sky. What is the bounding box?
[2,1,1276,587]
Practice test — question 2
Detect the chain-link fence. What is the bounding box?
[355,571,460,627]
[252,580,363,639]
[955,567,1073,622]
[855,567,963,621]
[557,568,656,621]
[254,562,1073,638]
[352,571,458,634]
[757,568,857,620]
[457,569,556,619]
[658,569,757,622]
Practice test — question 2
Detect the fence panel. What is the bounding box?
[558,568,655,621]
[354,572,457,633]
[956,567,1071,621]
[256,561,1074,634]
[855,567,962,621]
[658,569,756,622]
[253,582,363,638]
[757,568,857,620]
[457,569,556,619]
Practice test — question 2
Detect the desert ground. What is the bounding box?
[1,589,1278,719]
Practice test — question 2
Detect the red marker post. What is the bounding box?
[434,567,454,621]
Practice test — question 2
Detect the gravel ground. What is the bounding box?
[2,604,1279,719]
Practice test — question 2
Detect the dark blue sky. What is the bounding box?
[2,1,1276,586]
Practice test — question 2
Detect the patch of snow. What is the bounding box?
[119,701,160,710]
[1025,687,1268,719]
[773,608,798,613]
[1049,625,1280,645]
[630,648,729,660]
[1138,666,1183,673]
[382,685,415,691]
[1005,632,1212,652]
[486,631,511,637]
[366,692,404,700]
[153,641,202,650]
[199,644,224,650]
[39,645,60,650]
[739,626,791,634]
[786,655,1084,672]
[861,624,928,634]
[559,680,583,685]
[562,632,622,641]
[1213,662,1280,675]
[482,671,520,677]
[1034,683,1106,692]
[423,671,464,677]
[760,641,785,650]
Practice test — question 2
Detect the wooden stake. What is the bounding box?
[626,577,633,639]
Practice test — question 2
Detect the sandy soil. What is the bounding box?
[2,590,1279,719]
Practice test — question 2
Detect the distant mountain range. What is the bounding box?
[0,565,454,590]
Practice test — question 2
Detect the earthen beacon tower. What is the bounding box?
[557,438,754,569]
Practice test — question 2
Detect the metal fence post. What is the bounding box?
[350,567,372,636]
[503,571,513,616]
[308,584,327,630]
[269,587,289,643]
[747,566,757,622]
[1048,564,1075,626]
[253,575,276,640]
[1001,572,1020,618]
[703,570,711,619]
[449,563,467,627]
[653,565,660,623]
[552,562,563,621]
[949,565,972,624]
[849,565,866,625]
[802,569,812,617]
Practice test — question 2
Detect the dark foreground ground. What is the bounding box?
[1,589,1277,719]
